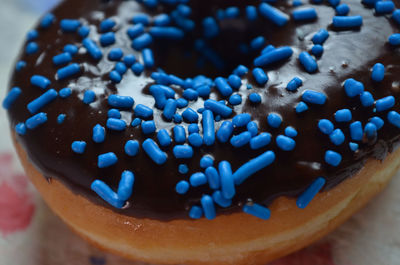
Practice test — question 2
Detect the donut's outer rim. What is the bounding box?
[13,132,399,265]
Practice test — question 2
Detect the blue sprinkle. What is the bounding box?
[376,96,395,112]
[175,180,190,194]
[328,0,340,7]
[178,164,189,174]
[250,36,266,50]
[60,19,81,32]
[233,65,249,76]
[16,61,27,71]
[231,131,252,147]
[173,125,186,143]
[57,114,66,124]
[330,129,345,145]
[296,101,309,113]
[108,95,134,109]
[215,77,233,97]
[247,121,259,136]
[127,24,145,39]
[371,63,385,82]
[176,98,188,108]
[106,118,126,131]
[183,89,198,101]
[196,85,211,98]
[229,94,242,105]
[71,141,86,154]
[59,87,72,98]
[318,119,334,134]
[201,195,216,220]
[91,180,124,209]
[302,90,326,105]
[2,87,22,109]
[173,113,183,123]
[143,139,167,165]
[40,13,55,29]
[83,90,95,104]
[259,3,289,26]
[252,68,269,85]
[115,62,127,75]
[109,71,122,83]
[370,116,384,130]
[31,75,50,89]
[228,75,242,90]
[27,89,57,114]
[212,191,231,207]
[173,145,193,159]
[188,124,199,134]
[63,44,78,56]
[142,120,156,134]
[15,123,27,135]
[336,4,350,15]
[389,34,400,46]
[267,113,282,128]
[311,45,324,57]
[344,78,364,98]
[108,48,123,61]
[203,110,217,144]
[154,14,171,26]
[100,32,116,47]
[225,6,240,18]
[134,104,153,119]
[98,152,118,168]
[123,55,136,67]
[332,15,363,28]
[189,206,203,219]
[78,26,90,38]
[182,108,199,123]
[26,112,47,129]
[123,140,139,157]
[249,93,262,104]
[53,52,72,66]
[250,132,271,150]
[233,113,251,127]
[163,99,177,121]
[261,44,275,54]
[132,14,150,25]
[149,27,184,40]
[83,38,102,60]
[335,109,352,122]
[350,121,363,141]
[233,151,276,185]
[312,29,329,45]
[206,167,220,190]
[142,48,154,68]
[393,9,400,24]
[117,171,135,201]
[144,0,158,8]
[219,161,235,199]
[57,63,81,80]
[388,111,400,128]
[93,124,105,143]
[360,91,374,107]
[131,62,144,75]
[108,109,121,119]
[246,5,258,21]
[299,52,318,73]
[325,150,342,166]
[286,77,302,91]
[100,18,116,32]
[285,126,298,138]
[292,7,317,21]
[243,203,271,220]
[190,172,207,187]
[375,1,395,14]
[276,135,296,151]
[200,155,214,169]
[364,123,377,138]
[296,177,326,208]
[349,142,359,152]
[157,129,172,147]
[254,46,293,67]
[202,17,219,38]
[132,33,153,50]
[204,99,232,118]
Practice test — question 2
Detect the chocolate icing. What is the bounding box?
[6,0,400,220]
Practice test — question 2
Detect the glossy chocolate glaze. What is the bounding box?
[6,0,400,220]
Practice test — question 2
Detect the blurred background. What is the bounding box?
[0,0,400,265]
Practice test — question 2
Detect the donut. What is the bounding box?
[3,0,400,264]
